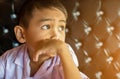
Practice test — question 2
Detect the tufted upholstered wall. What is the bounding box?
[64,0,120,79]
[1,0,120,79]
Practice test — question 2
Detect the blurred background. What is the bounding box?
[1,0,120,79]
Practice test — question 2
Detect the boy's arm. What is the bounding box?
[67,44,89,79]
[57,44,82,79]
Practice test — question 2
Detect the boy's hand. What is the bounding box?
[32,39,67,62]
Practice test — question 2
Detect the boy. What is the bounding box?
[0,0,88,79]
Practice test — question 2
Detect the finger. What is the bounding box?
[46,53,56,57]
[33,51,43,62]
[45,49,57,57]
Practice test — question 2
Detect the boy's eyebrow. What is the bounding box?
[59,20,66,23]
[40,18,66,23]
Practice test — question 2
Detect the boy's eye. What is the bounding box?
[41,25,50,30]
[58,26,65,31]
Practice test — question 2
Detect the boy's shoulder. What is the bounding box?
[0,44,26,62]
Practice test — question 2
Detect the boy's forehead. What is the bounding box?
[32,7,67,21]
[39,18,66,23]
[32,7,67,18]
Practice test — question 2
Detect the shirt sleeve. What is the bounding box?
[67,44,79,67]
[80,72,89,79]
[0,56,5,79]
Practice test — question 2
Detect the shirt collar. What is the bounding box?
[14,44,27,67]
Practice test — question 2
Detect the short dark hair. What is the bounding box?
[18,0,68,28]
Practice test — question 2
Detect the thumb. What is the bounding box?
[33,51,43,62]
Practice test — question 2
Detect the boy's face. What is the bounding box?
[24,7,67,47]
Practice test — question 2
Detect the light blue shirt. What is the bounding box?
[0,44,88,79]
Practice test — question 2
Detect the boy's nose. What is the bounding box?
[50,30,59,40]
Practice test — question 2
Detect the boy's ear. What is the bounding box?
[14,25,26,43]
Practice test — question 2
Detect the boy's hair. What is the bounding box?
[18,0,68,28]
